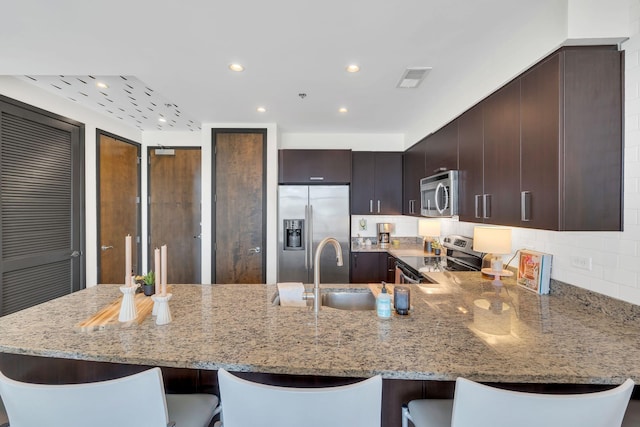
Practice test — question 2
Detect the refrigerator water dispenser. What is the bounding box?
[283,219,304,250]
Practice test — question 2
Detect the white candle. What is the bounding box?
[154,247,161,295]
[125,235,132,287]
[161,244,168,295]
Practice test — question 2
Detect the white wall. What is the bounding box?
[568,0,631,40]
[279,133,404,151]
[0,76,142,288]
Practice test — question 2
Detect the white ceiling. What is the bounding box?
[0,0,574,134]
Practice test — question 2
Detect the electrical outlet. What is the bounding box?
[571,256,593,271]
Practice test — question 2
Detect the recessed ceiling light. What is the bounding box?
[257,106,266,113]
[346,64,360,73]
[96,81,109,89]
[339,107,348,113]
[158,117,167,123]
[229,63,244,72]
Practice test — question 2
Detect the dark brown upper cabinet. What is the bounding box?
[520,47,623,231]
[457,104,484,223]
[352,152,403,215]
[457,81,521,226]
[278,149,352,184]
[424,121,459,177]
[403,138,427,216]
[446,45,623,231]
[481,79,521,226]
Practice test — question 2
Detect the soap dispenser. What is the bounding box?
[376,282,392,319]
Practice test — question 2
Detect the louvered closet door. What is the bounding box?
[0,99,83,316]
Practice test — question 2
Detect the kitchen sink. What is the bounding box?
[321,289,376,311]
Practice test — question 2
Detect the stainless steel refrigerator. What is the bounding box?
[278,185,350,283]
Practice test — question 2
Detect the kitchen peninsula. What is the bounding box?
[1,277,639,426]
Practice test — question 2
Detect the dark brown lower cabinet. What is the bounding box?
[351,252,388,283]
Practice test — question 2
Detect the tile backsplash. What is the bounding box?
[351,215,420,241]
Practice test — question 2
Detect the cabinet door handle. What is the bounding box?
[521,191,531,222]
[369,200,373,213]
[474,195,482,219]
[309,176,324,181]
[409,200,415,214]
[377,200,381,213]
[483,194,491,219]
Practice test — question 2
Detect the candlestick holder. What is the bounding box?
[118,285,138,322]
[152,293,172,325]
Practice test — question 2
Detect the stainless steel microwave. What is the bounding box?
[420,170,459,217]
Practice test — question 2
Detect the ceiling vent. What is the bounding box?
[396,67,432,88]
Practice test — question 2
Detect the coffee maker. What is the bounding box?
[377,223,393,248]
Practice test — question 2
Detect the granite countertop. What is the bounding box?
[352,242,438,258]
[0,275,639,385]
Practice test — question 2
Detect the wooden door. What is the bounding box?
[149,148,201,284]
[0,96,84,316]
[98,133,140,284]
[213,130,266,284]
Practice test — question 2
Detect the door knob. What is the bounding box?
[248,247,261,254]
[101,245,113,251]
[193,234,202,239]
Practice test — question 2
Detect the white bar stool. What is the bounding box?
[402,377,634,427]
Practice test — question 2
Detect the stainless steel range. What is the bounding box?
[441,235,483,272]
[394,235,483,282]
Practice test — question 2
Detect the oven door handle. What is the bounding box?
[445,256,480,272]
[395,263,422,284]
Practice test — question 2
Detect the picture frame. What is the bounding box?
[517,249,552,294]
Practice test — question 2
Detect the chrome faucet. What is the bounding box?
[303,237,343,313]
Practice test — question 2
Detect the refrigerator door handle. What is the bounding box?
[304,205,309,270]
[309,204,314,269]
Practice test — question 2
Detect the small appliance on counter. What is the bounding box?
[377,223,394,248]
